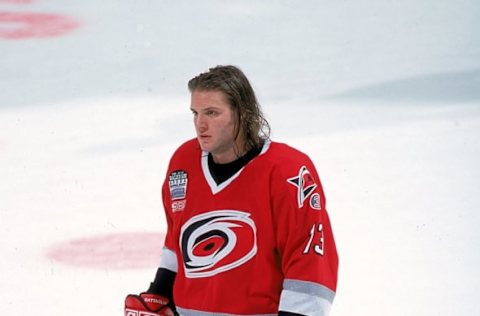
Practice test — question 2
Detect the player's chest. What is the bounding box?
[168,160,269,211]
[168,167,273,278]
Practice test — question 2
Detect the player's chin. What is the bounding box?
[198,140,211,152]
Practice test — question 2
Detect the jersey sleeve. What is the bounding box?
[159,170,179,274]
[271,156,338,315]
[145,163,179,310]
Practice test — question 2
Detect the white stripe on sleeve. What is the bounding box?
[159,247,178,272]
[279,279,335,316]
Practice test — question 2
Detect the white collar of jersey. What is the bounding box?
[201,139,271,195]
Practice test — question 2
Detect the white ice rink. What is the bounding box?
[1,1,479,315]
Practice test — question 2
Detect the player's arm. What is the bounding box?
[147,266,176,297]
[125,176,179,315]
[273,161,339,315]
[147,245,178,304]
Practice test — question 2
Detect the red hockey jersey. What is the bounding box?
[159,138,338,315]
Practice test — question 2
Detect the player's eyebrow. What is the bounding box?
[190,106,222,112]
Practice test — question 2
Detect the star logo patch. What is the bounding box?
[287,166,317,208]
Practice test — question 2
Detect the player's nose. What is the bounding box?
[196,115,207,132]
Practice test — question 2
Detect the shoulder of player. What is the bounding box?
[259,141,318,181]
[170,138,201,159]
[264,141,312,168]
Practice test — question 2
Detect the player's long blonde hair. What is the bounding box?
[188,65,270,154]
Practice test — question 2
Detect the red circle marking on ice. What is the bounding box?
[46,232,166,269]
[0,0,34,3]
[0,11,80,39]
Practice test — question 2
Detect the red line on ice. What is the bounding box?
[0,11,80,39]
[46,232,166,270]
[0,0,34,4]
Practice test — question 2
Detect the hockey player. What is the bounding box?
[125,65,339,316]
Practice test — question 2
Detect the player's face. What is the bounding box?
[191,89,244,164]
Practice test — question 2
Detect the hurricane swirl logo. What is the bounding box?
[180,210,257,278]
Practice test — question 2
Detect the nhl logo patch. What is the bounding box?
[169,170,188,200]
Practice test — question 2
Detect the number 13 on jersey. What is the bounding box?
[303,223,324,256]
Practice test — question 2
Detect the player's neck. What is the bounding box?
[211,139,247,164]
[208,144,262,185]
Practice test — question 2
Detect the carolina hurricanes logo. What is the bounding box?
[287,166,317,208]
[180,210,257,278]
